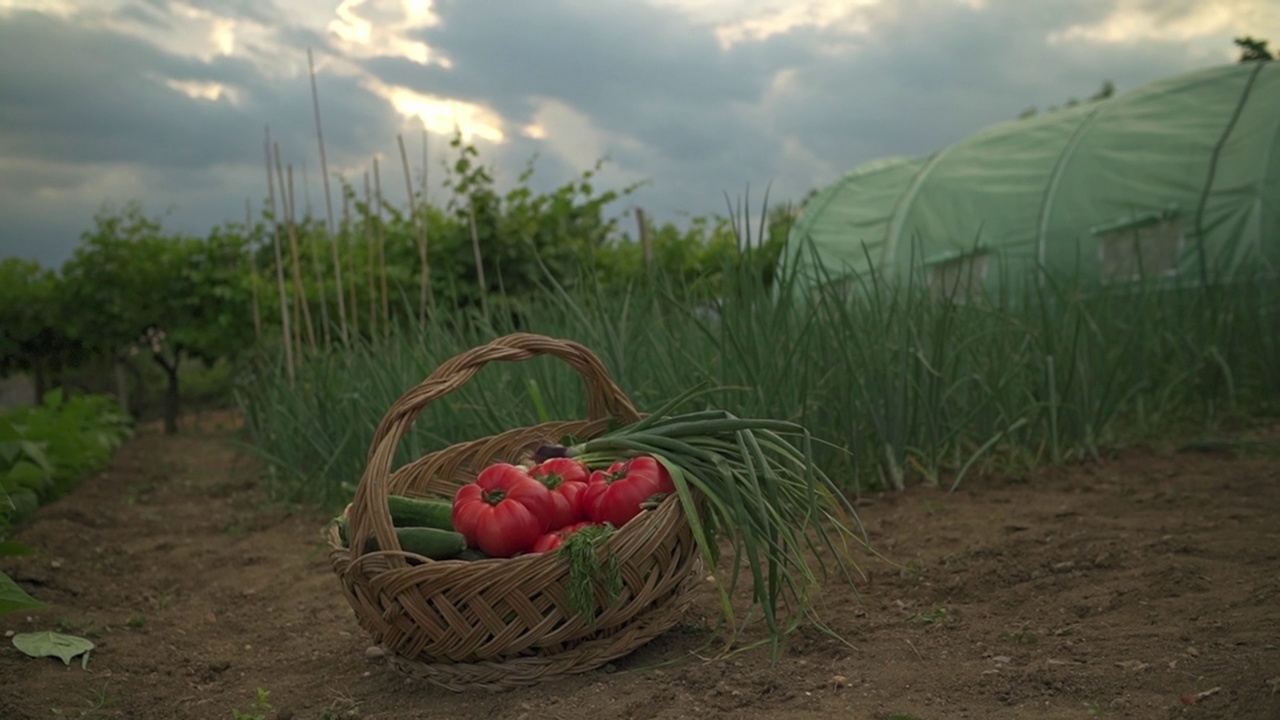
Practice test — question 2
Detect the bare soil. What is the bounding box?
[3,412,1278,720]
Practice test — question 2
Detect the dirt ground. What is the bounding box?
[2,411,1278,720]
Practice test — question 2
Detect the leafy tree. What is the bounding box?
[1235,36,1274,62]
[59,203,254,433]
[0,258,83,399]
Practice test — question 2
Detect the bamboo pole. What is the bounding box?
[308,47,348,345]
[273,144,318,352]
[397,134,433,327]
[468,195,488,318]
[341,185,360,339]
[262,128,295,387]
[244,199,262,341]
[372,157,391,332]
[299,163,332,348]
[363,172,378,338]
[422,129,434,318]
[283,166,305,356]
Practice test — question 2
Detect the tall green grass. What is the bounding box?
[235,255,1279,510]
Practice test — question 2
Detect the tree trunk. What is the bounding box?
[32,361,47,403]
[164,365,179,435]
[113,357,131,416]
[152,351,181,435]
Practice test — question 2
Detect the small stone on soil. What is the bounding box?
[365,645,385,660]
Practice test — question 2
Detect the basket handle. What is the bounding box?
[347,332,641,560]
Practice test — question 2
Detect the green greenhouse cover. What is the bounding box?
[782,61,1280,298]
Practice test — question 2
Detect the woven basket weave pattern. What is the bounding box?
[328,333,700,690]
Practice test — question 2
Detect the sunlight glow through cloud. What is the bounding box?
[211,17,236,56]
[712,0,878,49]
[162,78,242,105]
[329,0,373,45]
[1047,0,1280,53]
[328,0,445,66]
[369,79,506,143]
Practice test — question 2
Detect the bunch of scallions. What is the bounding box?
[536,386,869,659]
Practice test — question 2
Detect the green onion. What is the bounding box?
[563,405,866,660]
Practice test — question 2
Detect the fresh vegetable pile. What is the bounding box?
[334,454,675,560]
[333,386,866,655]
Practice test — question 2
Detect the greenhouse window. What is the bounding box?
[926,251,988,303]
[1093,207,1183,284]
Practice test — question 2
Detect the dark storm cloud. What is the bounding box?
[0,8,408,264]
[761,0,1220,170]
[374,0,769,107]
[0,0,1267,267]
[113,2,172,30]
[0,11,399,171]
[363,0,807,139]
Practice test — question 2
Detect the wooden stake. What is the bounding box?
[287,160,320,352]
[262,128,295,387]
[363,172,378,338]
[341,184,360,338]
[397,134,433,328]
[273,145,318,352]
[299,164,332,348]
[372,157,390,332]
[244,198,262,341]
[468,195,488,318]
[308,47,348,345]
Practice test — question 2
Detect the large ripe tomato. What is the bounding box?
[451,463,554,558]
[581,455,676,529]
[531,521,595,553]
[528,457,590,529]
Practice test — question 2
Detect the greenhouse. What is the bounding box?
[781,60,1280,300]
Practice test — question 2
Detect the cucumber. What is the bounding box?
[333,518,467,560]
[393,527,467,560]
[387,494,455,531]
[456,548,492,562]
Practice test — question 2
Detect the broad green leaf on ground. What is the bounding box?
[0,572,47,616]
[16,441,54,475]
[7,460,51,490]
[12,631,94,667]
[0,540,36,557]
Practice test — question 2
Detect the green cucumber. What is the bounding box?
[393,527,467,560]
[334,518,466,560]
[387,495,455,531]
[456,548,492,562]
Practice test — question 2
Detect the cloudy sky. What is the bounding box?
[1,0,1276,267]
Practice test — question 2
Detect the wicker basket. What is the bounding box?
[327,333,701,691]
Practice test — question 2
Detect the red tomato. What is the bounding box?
[581,456,676,528]
[531,521,595,553]
[528,457,590,529]
[451,463,554,558]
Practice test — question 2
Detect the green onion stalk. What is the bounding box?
[534,387,870,660]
